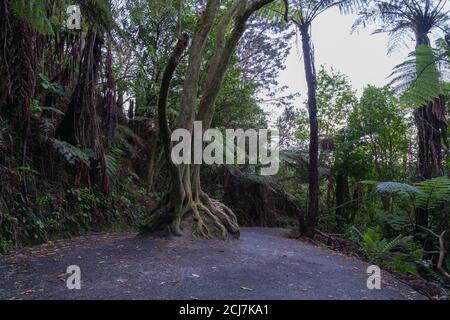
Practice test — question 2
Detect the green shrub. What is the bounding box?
[355,227,424,275]
[0,235,13,253]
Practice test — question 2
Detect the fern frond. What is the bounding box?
[415,176,450,210]
[390,43,449,107]
[10,0,53,35]
[49,138,92,166]
[376,181,424,197]
[105,154,120,184]
[113,125,145,156]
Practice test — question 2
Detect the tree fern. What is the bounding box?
[390,42,449,107]
[280,149,330,178]
[10,0,54,35]
[105,154,119,184]
[357,227,421,274]
[113,125,144,157]
[351,1,449,107]
[369,177,450,210]
[38,106,65,116]
[362,228,415,259]
[76,0,118,31]
[375,181,424,198]
[415,176,450,210]
[49,138,92,166]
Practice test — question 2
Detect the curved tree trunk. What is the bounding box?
[145,0,226,238]
[143,0,275,239]
[142,32,240,239]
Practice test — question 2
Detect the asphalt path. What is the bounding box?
[0,228,423,300]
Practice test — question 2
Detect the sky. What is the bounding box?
[267,7,413,120]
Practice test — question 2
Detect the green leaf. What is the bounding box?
[10,0,54,36]
[415,176,450,210]
[376,182,424,197]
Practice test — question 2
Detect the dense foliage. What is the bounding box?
[0,0,448,295]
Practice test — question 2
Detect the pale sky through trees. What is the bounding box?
[268,7,412,120]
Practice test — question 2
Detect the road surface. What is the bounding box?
[0,228,423,300]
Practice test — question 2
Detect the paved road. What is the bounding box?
[0,228,423,300]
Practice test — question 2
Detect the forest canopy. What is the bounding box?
[0,0,449,299]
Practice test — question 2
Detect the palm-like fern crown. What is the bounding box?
[289,0,352,23]
[10,0,124,34]
[263,0,364,25]
[373,176,450,211]
[353,0,449,52]
[353,1,449,106]
[389,40,449,105]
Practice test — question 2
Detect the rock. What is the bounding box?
[203,166,302,227]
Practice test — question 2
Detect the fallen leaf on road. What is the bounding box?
[57,273,67,279]
[160,279,182,286]
[241,286,253,291]
[20,289,35,295]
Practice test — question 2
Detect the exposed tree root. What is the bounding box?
[141,191,240,240]
[416,225,450,281]
[193,192,240,239]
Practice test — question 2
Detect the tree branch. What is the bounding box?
[158,33,189,162]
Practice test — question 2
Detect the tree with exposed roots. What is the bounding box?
[142,0,276,239]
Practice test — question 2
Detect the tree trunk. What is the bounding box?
[414,97,447,233]
[414,98,446,181]
[0,1,39,155]
[101,41,117,148]
[413,34,448,231]
[150,0,227,238]
[326,175,334,212]
[335,173,349,220]
[56,29,110,195]
[142,33,240,239]
[143,0,275,239]
[300,24,320,237]
[128,99,134,120]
